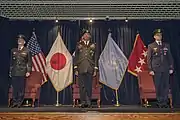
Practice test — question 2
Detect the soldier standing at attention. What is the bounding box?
[74,30,98,108]
[9,35,32,108]
[147,29,174,108]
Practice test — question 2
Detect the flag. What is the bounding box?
[46,32,73,92]
[27,32,47,84]
[128,34,148,76]
[99,33,128,90]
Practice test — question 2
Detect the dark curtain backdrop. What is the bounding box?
[0,18,180,107]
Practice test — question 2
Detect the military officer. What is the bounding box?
[147,29,174,108]
[74,30,98,108]
[9,34,32,108]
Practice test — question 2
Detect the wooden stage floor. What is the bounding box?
[0,105,180,120]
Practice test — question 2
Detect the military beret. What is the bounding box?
[153,29,162,35]
[17,34,26,40]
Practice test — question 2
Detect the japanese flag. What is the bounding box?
[46,32,73,92]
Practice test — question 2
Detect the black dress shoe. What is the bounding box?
[10,104,17,108]
[163,104,170,108]
[17,105,21,108]
[86,101,91,108]
[157,103,163,108]
[80,103,86,108]
[83,104,88,108]
[87,104,92,108]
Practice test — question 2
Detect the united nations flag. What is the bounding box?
[98,33,128,90]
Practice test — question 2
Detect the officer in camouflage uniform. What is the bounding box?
[9,35,32,108]
[147,29,174,108]
[74,30,98,108]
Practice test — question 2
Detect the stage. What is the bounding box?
[0,105,180,113]
[0,105,180,120]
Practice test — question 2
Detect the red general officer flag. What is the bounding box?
[128,34,148,76]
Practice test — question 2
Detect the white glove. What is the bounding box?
[26,72,30,77]
[169,70,173,74]
[149,71,155,76]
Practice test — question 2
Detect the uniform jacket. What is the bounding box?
[74,40,98,74]
[147,41,173,72]
[10,47,32,76]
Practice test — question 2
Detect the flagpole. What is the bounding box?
[114,89,120,106]
[55,28,61,107]
[113,54,120,107]
[55,91,61,106]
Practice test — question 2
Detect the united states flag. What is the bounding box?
[27,32,47,84]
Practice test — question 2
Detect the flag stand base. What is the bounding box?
[55,103,62,107]
[114,103,120,107]
[23,100,31,107]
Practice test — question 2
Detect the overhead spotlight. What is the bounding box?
[105,16,110,21]
[55,19,58,23]
[89,19,93,23]
[125,18,128,22]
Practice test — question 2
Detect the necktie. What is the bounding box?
[85,41,88,45]
[159,41,162,46]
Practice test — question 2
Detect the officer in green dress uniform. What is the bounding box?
[74,30,98,108]
[9,34,32,108]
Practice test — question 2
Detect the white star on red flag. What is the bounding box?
[138,58,146,66]
[134,66,142,73]
[128,34,148,76]
[142,50,147,57]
